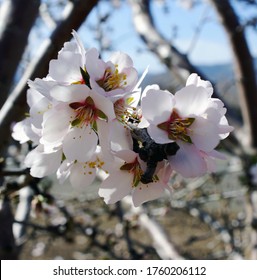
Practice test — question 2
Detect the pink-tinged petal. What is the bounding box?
[98,171,132,204]
[25,145,62,178]
[63,126,97,162]
[41,104,72,145]
[141,89,174,124]
[157,161,173,184]
[147,123,173,144]
[201,150,227,173]
[132,182,166,207]
[50,84,90,102]
[207,149,227,160]
[190,116,220,152]
[168,143,207,178]
[174,85,209,117]
[49,52,82,83]
[70,163,96,189]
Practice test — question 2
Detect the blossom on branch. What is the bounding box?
[12,31,233,207]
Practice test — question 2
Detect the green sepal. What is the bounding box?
[80,67,91,88]
[133,176,141,188]
[157,122,168,131]
[71,118,81,127]
[92,120,98,132]
[61,153,66,162]
[85,96,95,106]
[69,102,82,110]
[120,162,134,171]
[96,109,108,121]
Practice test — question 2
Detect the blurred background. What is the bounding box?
[0,0,257,260]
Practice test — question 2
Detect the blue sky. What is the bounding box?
[78,0,257,73]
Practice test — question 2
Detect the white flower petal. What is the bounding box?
[25,145,62,178]
[49,51,82,83]
[89,90,116,121]
[141,89,174,124]
[190,116,220,152]
[63,126,97,162]
[57,160,73,184]
[174,85,210,117]
[98,171,132,204]
[12,119,31,144]
[186,73,213,96]
[85,48,105,80]
[50,84,90,103]
[132,182,166,207]
[41,104,72,146]
[110,52,134,69]
[70,163,96,189]
[147,123,172,144]
[108,121,133,151]
[30,97,51,128]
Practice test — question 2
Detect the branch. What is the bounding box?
[122,197,184,260]
[0,0,99,155]
[210,0,257,149]
[0,0,41,108]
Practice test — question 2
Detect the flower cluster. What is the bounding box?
[12,31,233,207]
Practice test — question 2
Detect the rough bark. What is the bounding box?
[210,0,257,149]
[0,0,41,108]
[0,0,99,155]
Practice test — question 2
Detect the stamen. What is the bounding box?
[157,110,195,143]
[120,158,144,188]
[97,65,127,92]
[69,96,108,128]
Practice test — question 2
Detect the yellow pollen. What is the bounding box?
[97,66,127,92]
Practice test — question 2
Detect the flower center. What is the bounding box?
[157,110,195,143]
[120,158,144,187]
[97,65,127,92]
[69,96,108,128]
[114,98,137,124]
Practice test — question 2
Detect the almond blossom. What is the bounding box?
[98,150,171,207]
[41,84,116,161]
[86,49,138,97]
[140,74,233,178]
